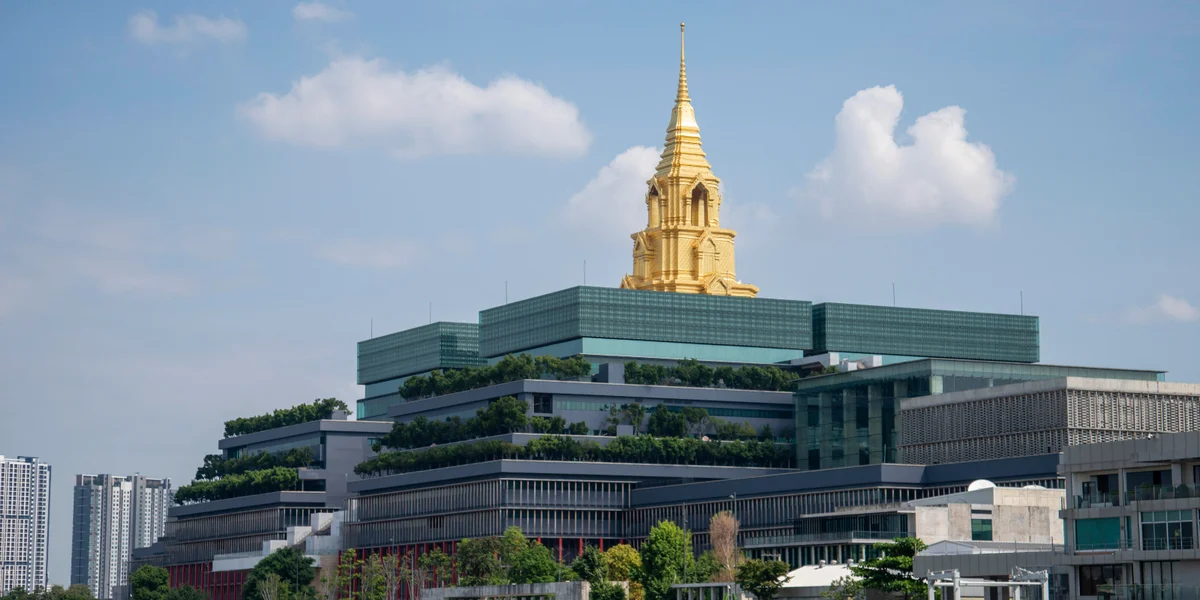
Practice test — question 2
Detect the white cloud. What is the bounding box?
[293,2,352,22]
[239,57,591,158]
[798,85,1012,227]
[1128,294,1200,324]
[129,11,247,45]
[315,239,424,270]
[562,146,660,238]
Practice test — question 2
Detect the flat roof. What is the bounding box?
[218,419,393,450]
[168,490,329,519]
[629,454,1062,507]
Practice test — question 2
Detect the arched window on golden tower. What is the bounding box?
[690,184,708,226]
[647,185,660,228]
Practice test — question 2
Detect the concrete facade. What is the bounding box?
[899,378,1200,466]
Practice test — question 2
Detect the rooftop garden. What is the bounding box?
[356,397,795,477]
[175,400,346,504]
[222,398,348,438]
[399,354,833,401]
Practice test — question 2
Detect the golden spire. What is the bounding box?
[656,22,708,174]
[677,23,688,102]
[620,23,759,299]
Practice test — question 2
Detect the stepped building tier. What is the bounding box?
[621,24,758,298]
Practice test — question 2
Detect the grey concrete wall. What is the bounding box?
[948,504,972,540]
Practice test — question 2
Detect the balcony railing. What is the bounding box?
[1109,585,1200,600]
[743,531,905,548]
[1126,484,1200,503]
[1070,538,1196,553]
[1074,491,1121,508]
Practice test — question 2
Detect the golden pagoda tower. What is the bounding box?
[620,24,759,298]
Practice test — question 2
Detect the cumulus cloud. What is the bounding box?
[562,146,661,238]
[798,85,1012,226]
[129,11,247,45]
[238,57,591,158]
[1128,294,1200,324]
[293,2,352,22]
[314,239,424,270]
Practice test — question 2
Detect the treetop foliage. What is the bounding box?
[224,398,348,438]
[734,559,791,600]
[400,354,591,400]
[848,538,928,600]
[356,434,793,476]
[174,466,302,504]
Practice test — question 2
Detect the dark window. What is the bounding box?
[533,393,553,415]
[1078,565,1124,596]
[971,519,993,541]
[807,449,820,470]
[1128,470,1173,500]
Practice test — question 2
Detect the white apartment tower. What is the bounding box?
[70,475,171,600]
[0,456,52,595]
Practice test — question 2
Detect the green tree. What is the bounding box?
[849,538,927,600]
[359,554,386,600]
[572,546,609,584]
[604,544,641,581]
[508,542,560,584]
[456,537,506,586]
[625,404,646,434]
[243,547,316,600]
[637,521,695,600]
[693,551,721,583]
[131,565,170,600]
[591,583,627,600]
[418,548,452,589]
[734,559,790,600]
[164,587,209,600]
[821,576,864,600]
[60,586,94,600]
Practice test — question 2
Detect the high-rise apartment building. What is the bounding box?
[71,475,172,599]
[0,456,52,595]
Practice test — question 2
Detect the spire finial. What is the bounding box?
[680,22,685,62]
[677,22,689,101]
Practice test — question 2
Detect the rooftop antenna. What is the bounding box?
[583,260,587,286]
[428,302,432,324]
[370,318,373,338]
[892,283,896,307]
[1020,291,1024,315]
[505,281,509,305]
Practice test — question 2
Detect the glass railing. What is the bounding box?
[1110,585,1200,600]
[743,531,904,548]
[1140,537,1195,551]
[1126,484,1200,503]
[1073,539,1133,552]
[1075,491,1121,508]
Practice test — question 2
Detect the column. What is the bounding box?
[868,384,884,464]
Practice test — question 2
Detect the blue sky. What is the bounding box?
[1,1,1197,584]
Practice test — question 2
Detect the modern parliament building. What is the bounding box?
[151,26,1199,600]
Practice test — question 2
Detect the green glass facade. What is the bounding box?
[812,303,1040,363]
[357,322,486,385]
[479,286,812,359]
[794,359,1166,471]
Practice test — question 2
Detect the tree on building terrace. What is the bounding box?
[174,399,344,504]
[398,355,831,402]
[224,398,348,438]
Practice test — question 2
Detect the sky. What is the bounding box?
[1,1,1198,585]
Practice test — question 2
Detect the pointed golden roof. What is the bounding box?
[655,23,712,176]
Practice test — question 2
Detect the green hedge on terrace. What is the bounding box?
[223,398,348,438]
[174,466,303,504]
[400,354,591,400]
[355,435,794,477]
